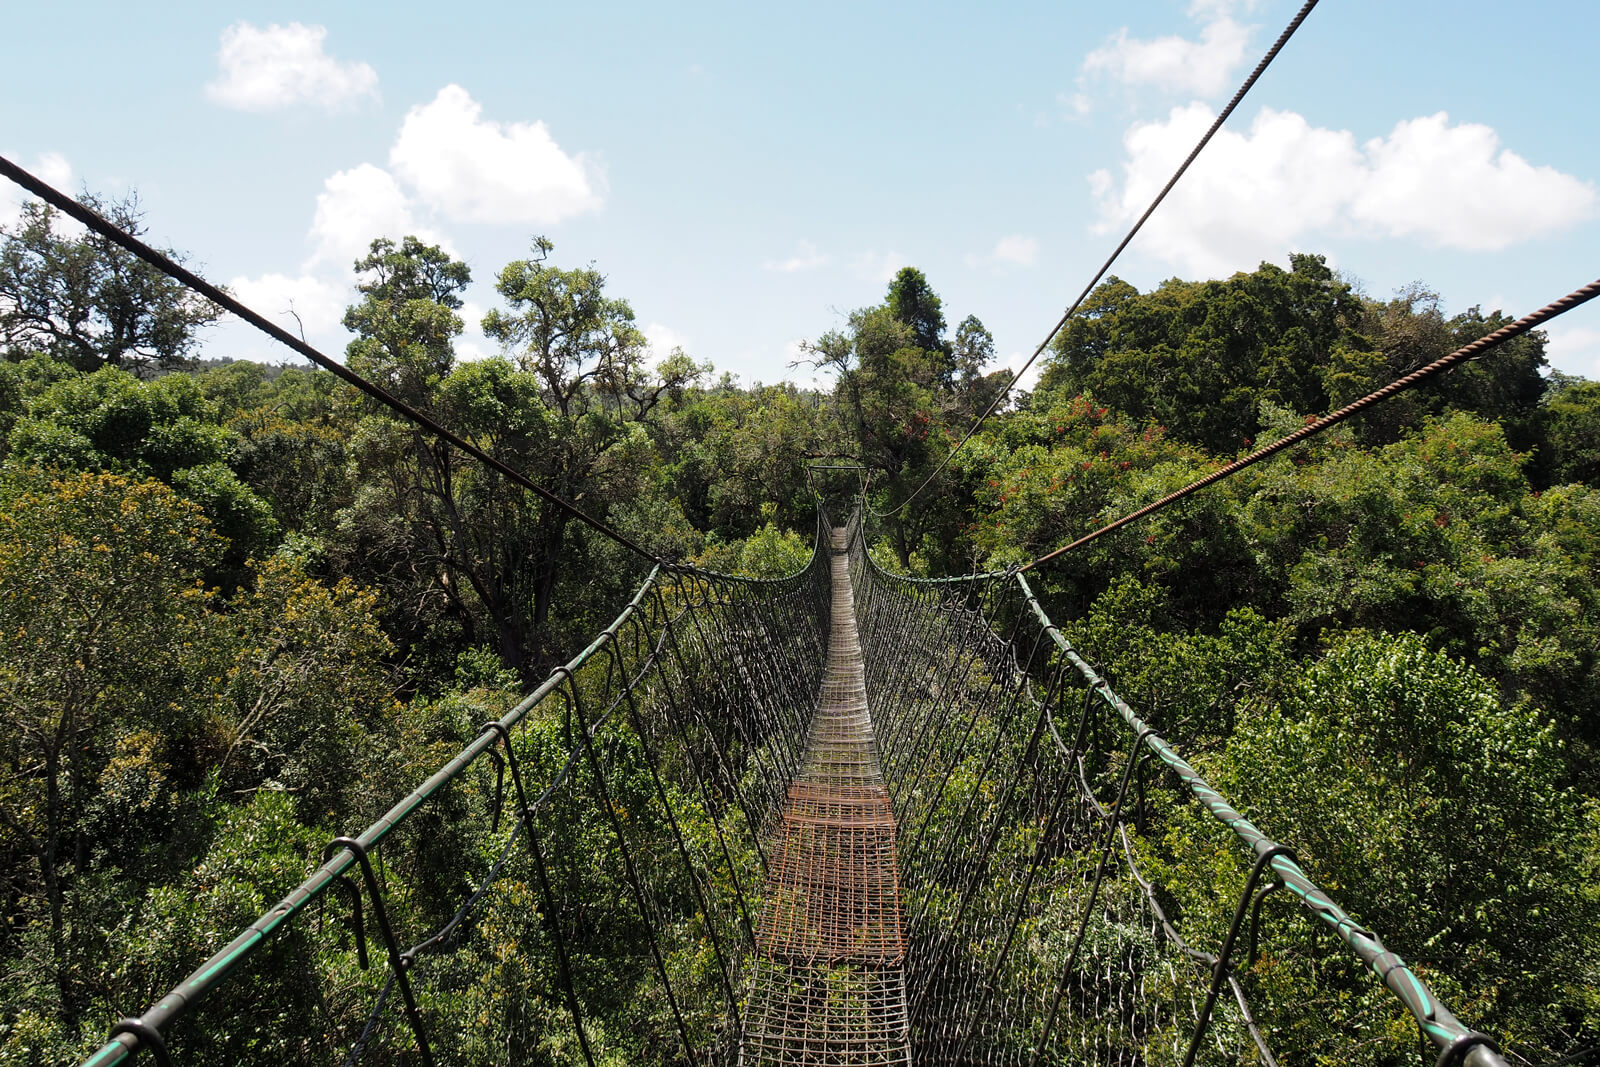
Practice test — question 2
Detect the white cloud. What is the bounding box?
[643,321,690,361]
[1,152,73,228]
[1091,105,1597,278]
[206,22,378,113]
[764,240,829,272]
[390,85,601,224]
[1350,114,1597,250]
[201,84,607,365]
[1081,14,1251,98]
[300,163,454,271]
[217,272,352,361]
[307,163,441,269]
[1545,322,1600,379]
[992,235,1039,265]
[1091,104,1355,277]
[34,152,70,190]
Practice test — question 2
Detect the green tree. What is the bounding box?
[476,237,701,659]
[655,380,832,540]
[214,553,397,821]
[1434,305,1547,445]
[885,266,950,361]
[804,268,979,567]
[1238,412,1600,760]
[950,313,1006,418]
[1040,255,1368,453]
[5,365,278,586]
[1330,287,1549,446]
[0,465,406,1057]
[962,390,1239,619]
[0,197,219,373]
[338,236,698,676]
[482,236,675,420]
[342,236,473,409]
[693,503,814,577]
[0,470,219,1026]
[1538,378,1600,486]
[1201,631,1592,1062]
[203,364,353,536]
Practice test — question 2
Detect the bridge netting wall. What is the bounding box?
[842,509,1500,1067]
[82,518,834,1067]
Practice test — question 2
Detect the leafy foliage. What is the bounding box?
[3,203,1598,1066]
[0,198,219,373]
[1172,631,1593,1062]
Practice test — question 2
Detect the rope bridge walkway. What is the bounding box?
[82,508,1512,1067]
[740,528,910,1064]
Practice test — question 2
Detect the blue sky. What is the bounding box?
[4,1,1598,386]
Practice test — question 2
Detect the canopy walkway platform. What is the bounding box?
[740,528,910,1065]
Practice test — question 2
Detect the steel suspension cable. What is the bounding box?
[1019,275,1600,572]
[0,154,657,563]
[871,0,1321,521]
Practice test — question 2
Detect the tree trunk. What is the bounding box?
[529,514,569,675]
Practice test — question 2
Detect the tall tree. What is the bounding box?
[336,237,496,671]
[805,268,977,567]
[951,313,1006,417]
[1040,255,1368,453]
[0,469,219,1025]
[885,266,950,362]
[342,236,472,409]
[482,237,670,419]
[0,196,220,373]
[480,237,701,659]
[339,236,698,676]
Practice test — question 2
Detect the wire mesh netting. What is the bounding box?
[739,526,911,1065]
[843,511,1502,1067]
[83,519,836,1067]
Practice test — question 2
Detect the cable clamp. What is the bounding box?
[1435,1032,1503,1067]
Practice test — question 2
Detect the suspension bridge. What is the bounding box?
[19,166,1584,1067]
[70,503,1512,1067]
[7,1,1591,1058]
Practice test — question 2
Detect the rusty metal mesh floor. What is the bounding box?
[739,530,910,1065]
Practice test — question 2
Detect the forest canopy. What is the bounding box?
[1,201,1597,1065]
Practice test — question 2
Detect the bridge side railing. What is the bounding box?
[843,513,1509,1067]
[81,514,835,1067]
